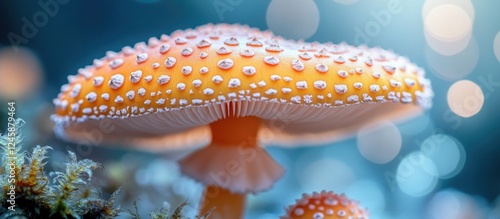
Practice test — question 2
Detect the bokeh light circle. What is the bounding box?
[298,158,355,191]
[447,80,484,118]
[423,2,474,55]
[428,189,486,219]
[357,121,402,164]
[0,47,43,99]
[494,32,500,62]
[424,28,472,56]
[396,152,438,197]
[429,190,462,219]
[424,4,472,41]
[420,134,466,179]
[425,37,479,81]
[422,0,475,22]
[266,0,319,40]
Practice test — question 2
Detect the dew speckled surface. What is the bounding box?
[52,24,432,131]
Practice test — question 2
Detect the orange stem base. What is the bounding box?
[199,185,246,219]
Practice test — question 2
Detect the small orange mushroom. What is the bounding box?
[52,24,432,218]
[282,191,369,219]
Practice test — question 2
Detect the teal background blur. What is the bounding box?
[1,0,500,218]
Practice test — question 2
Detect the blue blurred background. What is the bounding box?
[1,0,500,218]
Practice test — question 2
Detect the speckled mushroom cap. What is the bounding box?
[281,191,369,219]
[52,23,433,149]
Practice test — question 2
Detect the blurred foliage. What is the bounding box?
[126,201,212,219]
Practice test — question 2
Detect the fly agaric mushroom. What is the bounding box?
[51,23,433,218]
[282,191,369,219]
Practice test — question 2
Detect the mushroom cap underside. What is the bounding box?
[54,100,423,150]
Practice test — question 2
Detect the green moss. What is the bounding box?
[0,119,119,219]
[0,119,210,219]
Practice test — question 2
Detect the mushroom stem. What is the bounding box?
[179,115,284,218]
[209,115,261,146]
[199,185,246,219]
[197,116,260,218]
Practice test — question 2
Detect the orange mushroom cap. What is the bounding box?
[282,191,369,219]
[51,23,433,148]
